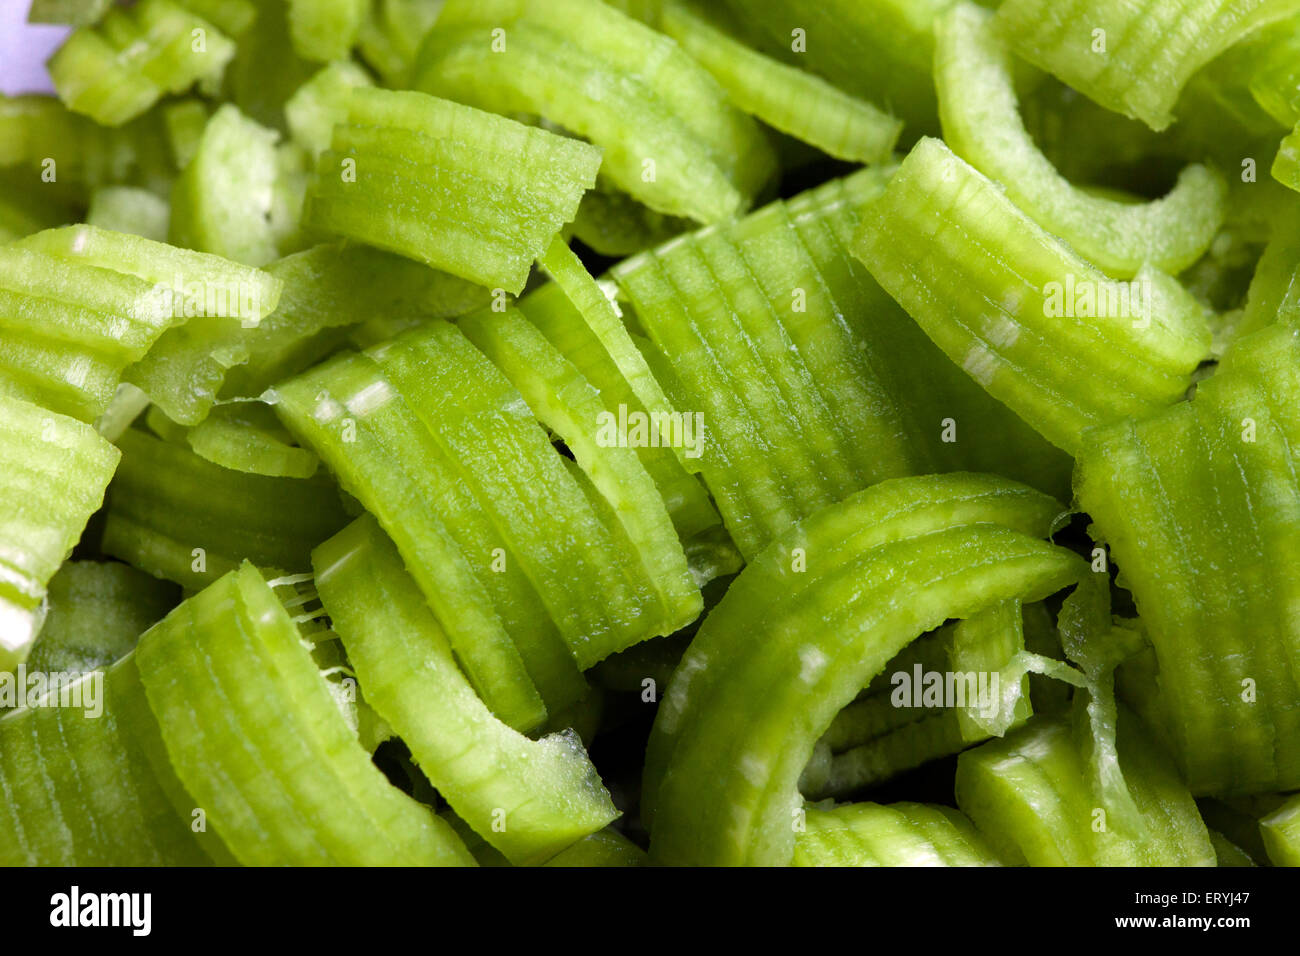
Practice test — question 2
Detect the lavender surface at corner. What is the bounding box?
[0,0,70,96]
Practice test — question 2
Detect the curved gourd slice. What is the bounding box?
[135,563,474,865]
[304,87,601,295]
[658,2,901,165]
[936,3,1226,277]
[793,802,1002,867]
[1076,323,1300,794]
[644,473,1082,866]
[101,427,348,590]
[413,0,775,224]
[1260,795,1300,866]
[0,396,120,671]
[314,516,618,866]
[48,0,236,127]
[994,0,1300,130]
[24,562,178,677]
[0,655,217,865]
[853,137,1212,455]
[955,713,1215,865]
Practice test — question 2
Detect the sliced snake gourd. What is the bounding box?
[48,0,237,127]
[304,86,601,295]
[644,473,1083,866]
[614,165,1072,558]
[0,655,219,866]
[1260,794,1300,866]
[413,0,775,224]
[101,426,349,590]
[314,516,619,866]
[793,802,1003,867]
[24,561,179,678]
[994,0,1300,131]
[135,562,474,865]
[0,396,120,672]
[1076,323,1300,795]
[853,137,1212,455]
[14,223,284,426]
[658,2,902,165]
[955,712,1215,866]
[936,3,1227,277]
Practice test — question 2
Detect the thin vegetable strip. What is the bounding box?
[644,474,1082,866]
[793,802,1002,867]
[994,0,1300,130]
[101,427,348,590]
[315,516,618,865]
[135,563,474,865]
[853,137,1212,454]
[936,3,1227,277]
[1076,323,1300,794]
[0,395,119,672]
[414,0,775,224]
[304,87,601,294]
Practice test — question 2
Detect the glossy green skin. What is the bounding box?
[0,395,119,672]
[49,0,236,127]
[854,137,1211,455]
[184,402,319,478]
[0,654,215,866]
[415,0,776,223]
[1260,795,1300,866]
[995,0,1299,130]
[956,714,1216,866]
[660,2,901,164]
[101,427,349,590]
[306,88,600,294]
[794,802,1002,867]
[315,516,618,866]
[645,473,1080,866]
[936,3,1226,277]
[1077,324,1300,794]
[615,166,1072,558]
[136,563,474,866]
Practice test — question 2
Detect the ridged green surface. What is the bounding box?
[616,166,1072,557]
[183,402,319,478]
[49,0,236,127]
[659,2,901,164]
[136,563,474,865]
[936,3,1226,277]
[315,516,618,865]
[793,802,1002,866]
[645,474,1080,865]
[0,395,120,672]
[854,137,1212,454]
[1077,324,1300,794]
[101,426,349,590]
[0,655,216,866]
[414,0,775,224]
[25,562,178,676]
[305,87,600,294]
[956,714,1215,865]
[995,0,1299,130]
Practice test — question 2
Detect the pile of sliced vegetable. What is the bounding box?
[3,0,1300,868]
